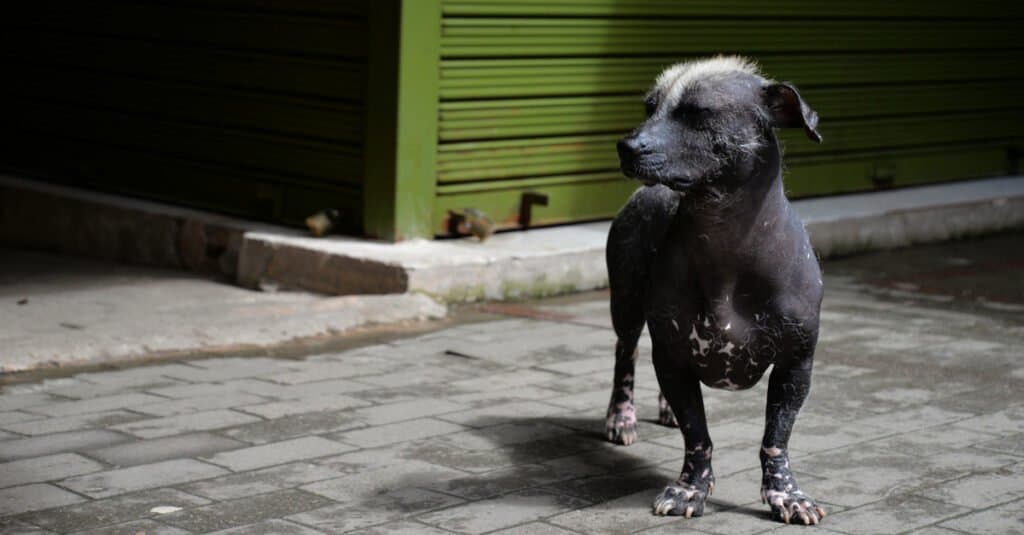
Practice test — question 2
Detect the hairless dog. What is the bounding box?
[606,56,826,525]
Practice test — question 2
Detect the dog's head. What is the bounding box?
[617,56,821,191]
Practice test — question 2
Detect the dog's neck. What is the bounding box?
[677,133,794,306]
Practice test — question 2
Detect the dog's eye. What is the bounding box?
[643,97,658,117]
[674,104,710,125]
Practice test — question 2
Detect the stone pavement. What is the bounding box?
[1,232,1023,534]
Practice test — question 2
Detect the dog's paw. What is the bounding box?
[605,400,637,445]
[657,392,678,427]
[762,488,826,525]
[652,482,711,517]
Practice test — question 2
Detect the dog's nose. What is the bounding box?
[617,135,646,162]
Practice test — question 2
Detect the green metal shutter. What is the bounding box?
[434,0,1024,236]
[2,1,368,231]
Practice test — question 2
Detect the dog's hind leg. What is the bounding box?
[606,185,679,445]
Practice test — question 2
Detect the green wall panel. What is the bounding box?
[434,1,1024,236]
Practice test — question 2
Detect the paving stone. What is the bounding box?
[447,385,566,408]
[416,488,591,534]
[162,358,296,382]
[939,498,1024,535]
[133,392,270,416]
[547,488,691,534]
[206,519,326,534]
[0,453,104,488]
[300,458,467,502]
[488,522,581,535]
[424,463,581,500]
[145,378,291,400]
[0,411,44,425]
[287,488,464,533]
[436,400,568,428]
[20,488,210,533]
[0,518,55,534]
[359,520,465,535]
[85,432,247,467]
[0,392,61,411]
[915,462,1024,509]
[824,495,971,534]
[355,366,477,389]
[329,417,466,448]
[180,461,349,501]
[974,432,1024,457]
[60,459,229,498]
[109,409,262,438]
[221,410,364,445]
[2,410,148,436]
[953,406,1024,436]
[264,360,399,384]
[0,484,85,515]
[237,394,369,419]
[68,519,191,535]
[448,369,564,392]
[351,398,467,426]
[202,436,354,471]
[31,393,168,417]
[47,366,194,399]
[159,489,333,532]
[0,430,131,461]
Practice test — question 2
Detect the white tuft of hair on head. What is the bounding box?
[656,55,762,109]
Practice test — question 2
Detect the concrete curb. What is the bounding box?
[240,177,1024,302]
[4,174,1023,303]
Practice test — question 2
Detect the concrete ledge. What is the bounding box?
[4,174,1023,303]
[239,176,1024,302]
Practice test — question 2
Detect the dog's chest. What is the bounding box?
[663,311,795,390]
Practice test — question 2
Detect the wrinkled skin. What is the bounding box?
[605,57,826,525]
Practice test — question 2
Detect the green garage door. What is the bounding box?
[2,1,368,232]
[432,0,1024,236]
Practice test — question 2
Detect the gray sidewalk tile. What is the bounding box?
[144,378,291,400]
[20,488,210,533]
[85,432,247,467]
[0,392,59,411]
[287,488,464,533]
[300,459,467,503]
[0,453,104,488]
[162,359,294,383]
[488,523,581,535]
[436,400,568,428]
[824,495,971,534]
[133,392,270,417]
[236,394,369,419]
[109,409,262,439]
[0,411,41,425]
[31,393,168,417]
[2,410,148,436]
[416,488,592,534]
[220,411,364,445]
[352,399,468,426]
[201,436,354,472]
[180,461,350,501]
[939,498,1024,535]
[206,519,327,534]
[915,462,1024,509]
[0,484,85,515]
[0,518,55,534]
[158,489,333,533]
[547,488,686,535]
[0,430,131,462]
[60,459,229,498]
[359,520,468,534]
[69,519,191,535]
[328,417,467,448]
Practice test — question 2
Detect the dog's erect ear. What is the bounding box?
[763,82,822,143]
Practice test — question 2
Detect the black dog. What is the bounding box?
[605,56,826,524]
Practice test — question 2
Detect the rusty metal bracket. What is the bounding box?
[519,192,549,228]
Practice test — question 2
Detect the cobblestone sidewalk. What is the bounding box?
[1,233,1023,534]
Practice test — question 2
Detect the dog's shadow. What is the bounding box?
[376,414,767,521]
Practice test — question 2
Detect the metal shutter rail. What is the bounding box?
[434,1,1024,235]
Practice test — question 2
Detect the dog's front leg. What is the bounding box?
[760,358,826,525]
[651,346,714,518]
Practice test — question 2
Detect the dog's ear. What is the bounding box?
[763,82,822,143]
